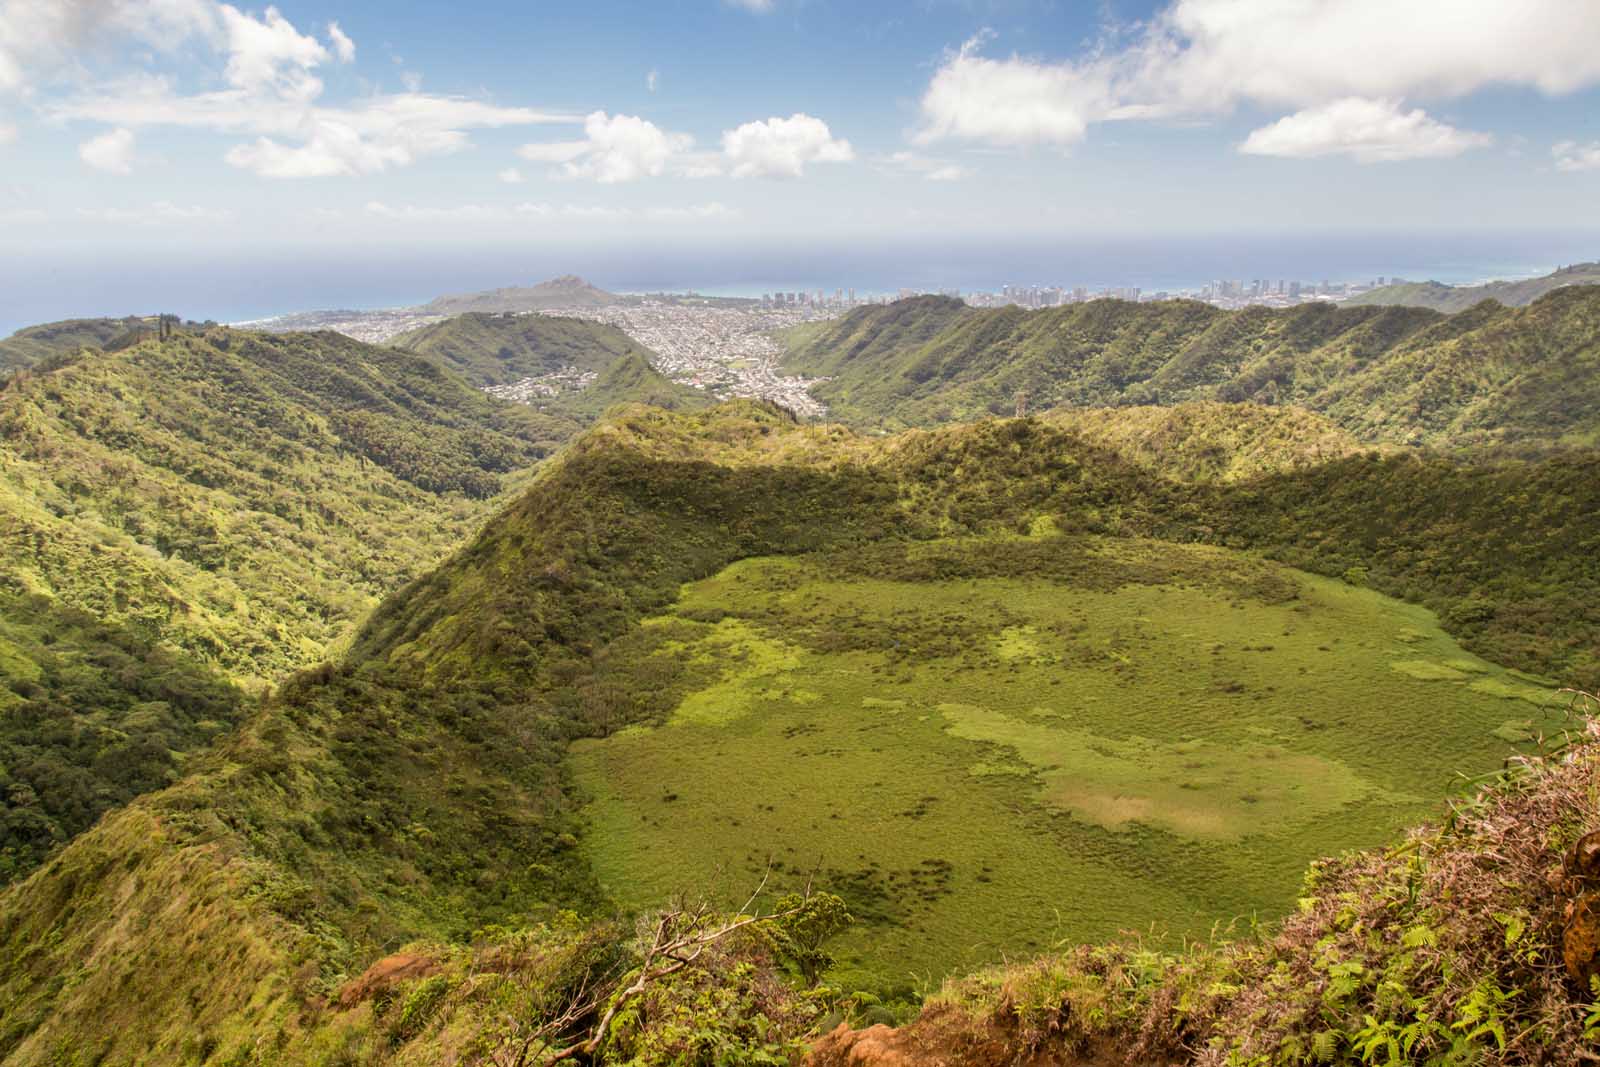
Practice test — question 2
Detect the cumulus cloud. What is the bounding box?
[1240,98,1490,162]
[915,34,1118,148]
[724,0,775,12]
[0,0,221,94]
[327,21,355,64]
[79,126,137,172]
[646,69,658,93]
[498,166,525,183]
[59,79,573,178]
[721,113,852,178]
[27,2,574,177]
[916,1,1600,160]
[520,111,694,182]
[1553,140,1600,172]
[0,120,15,145]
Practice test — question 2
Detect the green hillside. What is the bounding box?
[558,350,710,418]
[422,274,618,315]
[0,317,150,373]
[390,311,647,387]
[1349,261,1600,312]
[1043,401,1367,481]
[0,325,570,881]
[783,287,1600,448]
[3,403,1598,1064]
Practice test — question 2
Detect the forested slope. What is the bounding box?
[390,311,649,387]
[784,287,1600,448]
[0,326,565,879]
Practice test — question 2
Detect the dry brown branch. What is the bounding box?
[538,869,812,1063]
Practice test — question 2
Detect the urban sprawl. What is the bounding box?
[240,273,1410,419]
[760,275,1404,311]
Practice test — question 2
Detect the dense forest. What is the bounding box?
[0,318,705,885]
[782,286,1600,448]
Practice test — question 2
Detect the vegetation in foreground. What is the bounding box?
[818,707,1600,1067]
[2,402,1599,1065]
[781,286,1600,450]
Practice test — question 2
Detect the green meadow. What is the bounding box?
[568,534,1567,993]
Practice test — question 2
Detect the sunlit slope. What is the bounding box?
[390,311,649,386]
[783,287,1600,447]
[0,325,561,880]
[0,316,148,374]
[572,537,1564,986]
[1042,401,1367,481]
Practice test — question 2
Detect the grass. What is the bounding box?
[568,534,1565,993]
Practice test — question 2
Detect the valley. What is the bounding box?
[0,291,1597,1065]
[571,535,1562,990]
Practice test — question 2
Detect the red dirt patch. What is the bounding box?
[336,952,443,1009]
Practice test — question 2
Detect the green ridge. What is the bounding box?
[783,286,1600,448]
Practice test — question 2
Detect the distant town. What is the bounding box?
[237,272,1412,419]
[757,275,1405,312]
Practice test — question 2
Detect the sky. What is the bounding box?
[2,0,1600,321]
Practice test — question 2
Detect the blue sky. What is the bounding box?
[2,0,1599,260]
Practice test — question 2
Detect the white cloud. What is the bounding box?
[28,3,574,178]
[327,21,355,64]
[562,203,630,219]
[0,0,221,94]
[79,126,137,172]
[0,206,45,223]
[881,150,972,181]
[80,200,233,225]
[58,80,575,178]
[648,201,739,220]
[518,139,591,164]
[915,34,1116,148]
[1240,98,1490,162]
[646,69,658,93]
[721,113,853,178]
[724,0,774,11]
[498,166,525,183]
[365,200,499,222]
[0,120,14,145]
[521,111,693,183]
[217,4,329,102]
[917,2,1600,158]
[1553,140,1600,172]
[1141,0,1600,108]
[349,200,726,225]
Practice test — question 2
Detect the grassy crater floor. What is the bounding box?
[568,534,1565,993]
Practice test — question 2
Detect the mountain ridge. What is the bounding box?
[423,274,618,315]
[1347,260,1600,312]
[781,286,1600,449]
